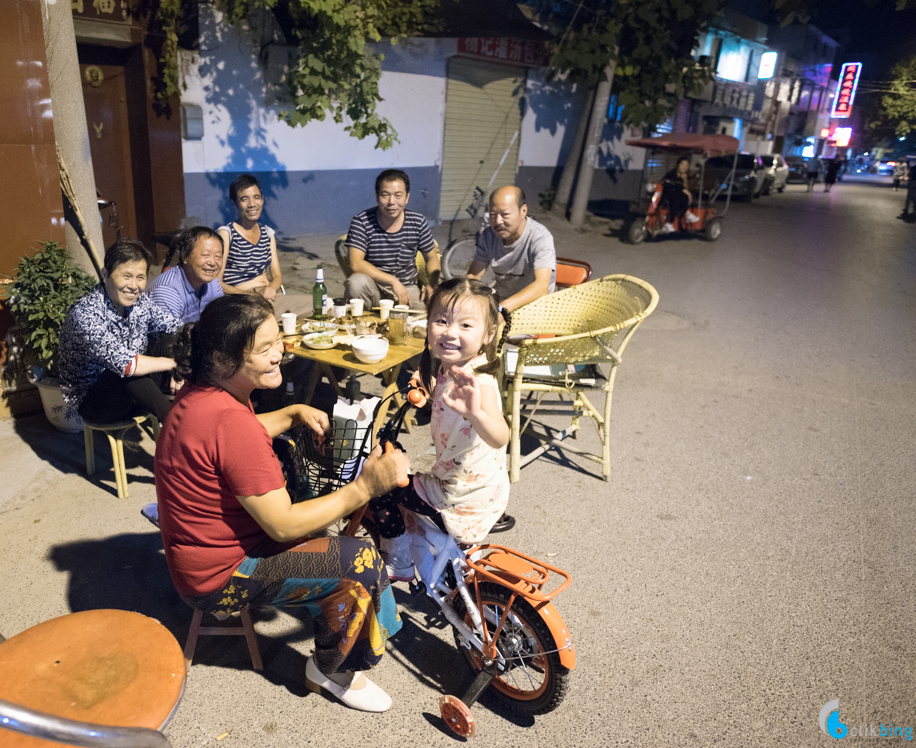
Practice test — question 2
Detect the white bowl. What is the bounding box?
[351,335,389,364]
[301,332,338,350]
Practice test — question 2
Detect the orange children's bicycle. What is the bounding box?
[293,385,576,738]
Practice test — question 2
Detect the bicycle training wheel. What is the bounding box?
[455,582,571,715]
[442,239,496,287]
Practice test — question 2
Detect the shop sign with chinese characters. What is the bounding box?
[457,38,549,67]
[71,0,133,24]
[711,82,764,121]
[830,62,862,119]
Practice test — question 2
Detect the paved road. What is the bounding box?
[1,177,913,746]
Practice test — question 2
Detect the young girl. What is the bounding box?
[369,278,512,580]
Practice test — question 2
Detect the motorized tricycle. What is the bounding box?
[624,133,739,244]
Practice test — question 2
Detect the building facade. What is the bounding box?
[179,2,650,234]
[676,8,839,161]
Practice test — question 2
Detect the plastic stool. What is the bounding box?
[184,607,263,671]
[0,609,186,747]
[84,414,160,498]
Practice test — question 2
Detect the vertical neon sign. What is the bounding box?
[831,62,862,118]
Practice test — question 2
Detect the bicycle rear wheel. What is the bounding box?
[455,582,571,715]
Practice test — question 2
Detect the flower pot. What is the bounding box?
[33,376,84,433]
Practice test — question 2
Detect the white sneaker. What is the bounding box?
[140,503,159,527]
[379,534,415,581]
[662,222,676,233]
[305,655,392,712]
[685,211,700,223]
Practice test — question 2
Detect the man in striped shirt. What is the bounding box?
[345,169,439,309]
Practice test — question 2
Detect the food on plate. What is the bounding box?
[355,318,377,336]
[301,320,338,334]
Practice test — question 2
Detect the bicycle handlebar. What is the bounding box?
[374,382,428,450]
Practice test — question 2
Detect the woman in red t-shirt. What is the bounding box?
[155,294,408,713]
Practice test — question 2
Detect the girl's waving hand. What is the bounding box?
[442,364,509,450]
[441,365,481,418]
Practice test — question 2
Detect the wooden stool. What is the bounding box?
[184,607,263,671]
[0,609,186,747]
[84,414,160,498]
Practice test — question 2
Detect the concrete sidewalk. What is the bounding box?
[2,181,915,747]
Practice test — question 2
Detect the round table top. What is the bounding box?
[0,609,186,747]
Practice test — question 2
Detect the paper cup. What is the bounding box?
[349,299,364,316]
[280,312,297,335]
[333,304,348,319]
[378,299,394,320]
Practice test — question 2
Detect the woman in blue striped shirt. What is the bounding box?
[218,174,283,304]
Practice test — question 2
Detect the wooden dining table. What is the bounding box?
[287,316,425,443]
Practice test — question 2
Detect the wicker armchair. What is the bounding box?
[504,274,659,483]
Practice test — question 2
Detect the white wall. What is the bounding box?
[181,5,452,176]
[518,69,588,168]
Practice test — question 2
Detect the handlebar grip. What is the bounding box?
[384,441,410,487]
[407,385,428,408]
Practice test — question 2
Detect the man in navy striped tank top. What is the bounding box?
[345,170,439,309]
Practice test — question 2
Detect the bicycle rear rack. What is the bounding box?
[465,545,572,603]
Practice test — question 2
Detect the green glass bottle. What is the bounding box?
[312,264,327,319]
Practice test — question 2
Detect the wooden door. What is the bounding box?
[80,62,137,250]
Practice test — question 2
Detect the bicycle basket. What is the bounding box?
[288,416,373,497]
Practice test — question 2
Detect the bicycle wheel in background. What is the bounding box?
[454,582,571,715]
[442,239,496,287]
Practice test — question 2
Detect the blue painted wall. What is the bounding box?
[185,166,442,236]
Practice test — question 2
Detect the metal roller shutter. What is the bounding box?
[439,57,526,221]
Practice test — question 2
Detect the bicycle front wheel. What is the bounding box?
[442,239,496,287]
[455,582,571,715]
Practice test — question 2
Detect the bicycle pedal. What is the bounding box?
[409,580,426,596]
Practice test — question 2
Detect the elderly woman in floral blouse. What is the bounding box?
[59,239,180,424]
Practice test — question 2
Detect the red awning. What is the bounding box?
[625,133,740,158]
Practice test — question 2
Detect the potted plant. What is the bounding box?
[2,241,97,431]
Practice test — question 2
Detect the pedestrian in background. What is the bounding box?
[806,157,820,192]
[893,161,907,191]
[824,158,841,193]
[902,161,916,220]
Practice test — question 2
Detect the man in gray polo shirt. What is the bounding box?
[468,186,556,312]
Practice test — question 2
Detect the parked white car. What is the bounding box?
[760,154,790,194]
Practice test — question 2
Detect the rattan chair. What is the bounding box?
[504,274,659,483]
